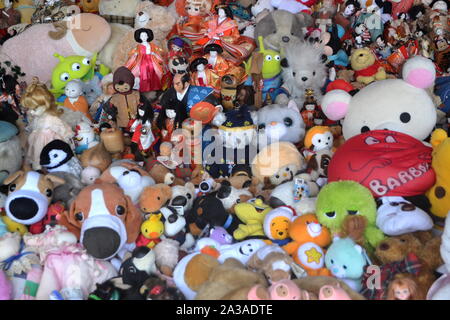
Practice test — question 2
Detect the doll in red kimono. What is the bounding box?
[129,103,157,161]
[190,57,220,92]
[156,103,188,144]
[125,28,169,93]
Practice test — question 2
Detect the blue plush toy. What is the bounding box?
[325,237,369,292]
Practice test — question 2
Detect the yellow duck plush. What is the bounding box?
[427,129,450,219]
[137,213,164,249]
[1,214,27,235]
[233,198,272,241]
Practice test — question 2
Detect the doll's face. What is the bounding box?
[138,108,145,117]
[186,4,201,16]
[218,8,226,18]
[140,32,149,43]
[344,4,355,16]
[210,50,218,57]
[197,63,206,72]
[376,37,385,47]
[172,44,182,52]
[436,38,449,51]
[394,285,411,300]
[305,104,316,111]
[114,82,131,93]
[174,74,188,93]
[166,109,177,119]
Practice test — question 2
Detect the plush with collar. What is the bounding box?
[139,184,172,215]
[325,237,368,292]
[0,121,23,185]
[136,213,164,249]
[263,206,296,246]
[316,180,385,251]
[321,56,437,141]
[58,183,142,264]
[350,48,386,85]
[427,129,450,218]
[40,140,83,178]
[233,198,272,240]
[282,214,331,276]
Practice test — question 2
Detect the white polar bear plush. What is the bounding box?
[321,56,437,141]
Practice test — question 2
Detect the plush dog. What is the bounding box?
[170,182,196,212]
[4,170,65,225]
[160,206,195,251]
[58,183,142,265]
[139,184,172,215]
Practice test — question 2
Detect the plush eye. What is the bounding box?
[330,259,334,264]
[313,71,316,76]
[236,198,241,203]
[285,167,290,171]
[391,202,399,206]
[75,212,84,221]
[274,55,281,61]
[186,193,192,199]
[72,63,81,71]
[258,124,265,130]
[9,184,16,192]
[400,112,411,123]
[275,175,279,179]
[265,55,273,61]
[82,58,90,65]
[284,117,293,127]
[343,265,347,269]
[325,211,336,218]
[46,189,52,197]
[292,72,296,77]
[116,205,125,215]
[60,73,70,82]
[361,126,370,133]
[347,210,358,215]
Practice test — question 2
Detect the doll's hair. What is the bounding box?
[204,43,224,54]
[407,4,425,19]
[235,84,255,107]
[386,274,424,300]
[190,57,209,72]
[21,77,62,116]
[137,98,154,124]
[134,28,154,43]
[215,4,234,19]
[156,102,188,131]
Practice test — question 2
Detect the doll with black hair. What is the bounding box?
[0,74,23,125]
[125,28,168,93]
[155,100,188,144]
[190,57,220,92]
[129,102,157,160]
[334,0,360,31]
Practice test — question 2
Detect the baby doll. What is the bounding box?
[125,28,168,93]
[63,80,92,121]
[21,77,74,170]
[386,274,425,300]
[129,103,157,161]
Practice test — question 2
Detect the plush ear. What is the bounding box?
[45,174,66,188]
[402,56,436,89]
[287,100,299,113]
[4,170,24,185]
[248,285,270,300]
[57,201,81,239]
[281,58,289,68]
[430,128,448,149]
[321,89,351,121]
[124,194,143,243]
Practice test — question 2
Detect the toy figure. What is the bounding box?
[129,103,157,161]
[190,57,220,92]
[168,36,192,59]
[0,0,20,44]
[300,93,323,129]
[354,23,372,48]
[74,121,98,154]
[91,74,115,124]
[21,77,74,170]
[333,0,360,31]
[386,274,424,300]
[175,0,211,50]
[125,28,168,93]
[374,35,393,59]
[156,102,188,144]
[320,24,349,67]
[63,80,92,121]
[197,4,255,63]
[0,71,25,127]
[136,214,164,249]
[204,43,231,79]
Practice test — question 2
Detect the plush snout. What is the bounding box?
[6,190,49,225]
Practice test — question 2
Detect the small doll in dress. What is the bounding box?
[156,102,188,144]
[190,57,220,92]
[125,28,168,93]
[386,274,425,300]
[129,103,157,161]
[21,77,74,170]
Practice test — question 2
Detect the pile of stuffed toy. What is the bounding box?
[0,0,449,301]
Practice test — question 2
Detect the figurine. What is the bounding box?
[156,101,188,144]
[354,23,372,48]
[386,274,425,300]
[168,36,192,60]
[190,57,220,92]
[63,80,92,121]
[0,0,21,44]
[125,28,168,93]
[333,0,360,31]
[374,35,393,59]
[300,92,324,129]
[175,0,211,50]
[129,103,157,161]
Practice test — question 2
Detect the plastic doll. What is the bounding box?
[168,36,192,60]
[91,74,115,125]
[156,103,188,143]
[190,57,220,92]
[63,80,92,121]
[125,28,168,93]
[129,103,157,161]
[386,274,425,300]
[175,0,210,49]
[374,35,393,59]
[333,0,360,31]
[204,43,246,84]
[196,4,255,63]
[300,94,322,130]
[21,77,74,170]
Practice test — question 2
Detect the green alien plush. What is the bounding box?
[316,180,385,251]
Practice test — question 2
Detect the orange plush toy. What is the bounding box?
[139,184,172,214]
[283,214,332,276]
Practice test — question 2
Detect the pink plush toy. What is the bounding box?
[248,279,306,300]
[0,270,12,300]
[319,284,352,300]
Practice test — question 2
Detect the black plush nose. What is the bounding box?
[401,203,416,211]
[269,197,286,208]
[282,36,290,43]
[379,243,390,251]
[9,197,39,220]
[168,213,178,224]
[171,195,187,207]
[138,11,144,16]
[302,77,308,82]
[83,227,121,259]
[278,231,284,236]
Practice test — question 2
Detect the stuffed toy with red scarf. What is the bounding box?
[350,47,386,85]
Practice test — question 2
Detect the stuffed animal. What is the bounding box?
[136,213,164,249]
[251,0,274,17]
[216,181,253,214]
[321,56,437,141]
[49,172,84,209]
[82,74,103,107]
[0,269,11,300]
[153,238,181,277]
[316,180,385,251]
[139,184,172,214]
[80,0,100,13]
[318,284,352,300]
[427,129,450,218]
[233,198,272,240]
[39,140,83,178]
[325,237,368,292]
[169,182,196,212]
[140,276,185,300]
[145,157,178,185]
[248,279,307,300]
[256,100,306,145]
[275,41,327,107]
[293,276,366,300]
[118,246,158,287]
[81,166,101,185]
[159,206,195,251]
[0,13,111,85]
[263,206,296,246]
[268,178,317,215]
[79,140,113,172]
[0,121,23,185]
[350,48,386,85]
[282,214,331,276]
[209,226,233,245]
[270,0,311,14]
[303,126,334,160]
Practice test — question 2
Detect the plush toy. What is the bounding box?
[263,206,295,246]
[303,126,334,160]
[293,276,366,300]
[275,41,327,107]
[39,140,83,178]
[270,0,311,14]
[140,276,185,300]
[58,183,142,268]
[139,184,172,215]
[248,279,306,300]
[153,238,181,277]
[136,213,164,249]
[251,0,274,18]
[0,13,111,85]
[0,269,11,300]
[318,284,352,300]
[232,198,271,240]
[350,48,386,85]
[118,246,158,288]
[82,75,103,107]
[79,140,113,172]
[0,213,27,235]
[216,181,253,214]
[209,226,233,245]
[282,214,331,276]
[427,129,450,218]
[81,166,101,185]
[0,121,23,185]
[63,80,92,121]
[48,171,84,209]
[80,0,100,13]
[325,237,368,292]
[145,157,177,185]
[316,180,385,251]
[74,122,99,154]
[321,56,437,141]
[170,182,196,212]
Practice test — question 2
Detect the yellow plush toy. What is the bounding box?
[233,198,272,241]
[1,214,27,235]
[350,48,386,85]
[12,0,36,24]
[427,129,450,218]
[137,213,164,249]
[79,0,100,13]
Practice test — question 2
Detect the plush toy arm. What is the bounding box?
[365,225,385,249]
[282,241,298,255]
[233,224,250,240]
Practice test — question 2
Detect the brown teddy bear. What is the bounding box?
[139,184,172,214]
[247,245,295,283]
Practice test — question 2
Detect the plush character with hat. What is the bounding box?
[263,206,296,246]
[40,139,83,178]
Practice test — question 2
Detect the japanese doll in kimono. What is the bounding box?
[190,57,220,92]
[125,28,168,93]
[129,103,157,160]
[155,102,188,144]
[196,4,255,63]
[175,0,212,50]
[203,43,245,83]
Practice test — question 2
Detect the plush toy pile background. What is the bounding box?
[0,0,449,301]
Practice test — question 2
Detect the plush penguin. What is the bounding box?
[40,140,83,177]
[119,246,158,287]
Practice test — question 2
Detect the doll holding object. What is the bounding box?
[125,28,168,93]
[63,80,92,121]
[21,77,74,170]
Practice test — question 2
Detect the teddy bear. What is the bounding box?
[112,1,176,70]
[321,56,437,142]
[247,245,296,283]
[232,198,272,240]
[139,184,172,215]
[350,48,387,85]
[426,129,450,219]
[275,41,328,107]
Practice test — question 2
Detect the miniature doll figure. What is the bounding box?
[300,93,322,130]
[63,80,92,121]
[90,74,115,124]
[386,274,425,300]
[354,23,372,48]
[21,77,74,170]
[129,103,157,161]
[197,4,255,63]
[190,57,220,92]
[168,36,192,60]
[125,28,168,93]
[374,35,393,59]
[156,103,188,143]
[334,0,360,31]
[0,0,21,44]
[203,43,246,85]
[0,73,24,124]
[175,0,210,50]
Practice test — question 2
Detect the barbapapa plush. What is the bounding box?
[316,180,385,251]
[321,56,437,141]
